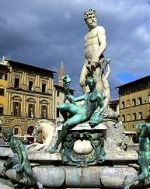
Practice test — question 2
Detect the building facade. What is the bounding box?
[118,76,150,131]
[0,59,55,139]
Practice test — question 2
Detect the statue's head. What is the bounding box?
[2,128,13,141]
[62,75,71,89]
[84,9,97,28]
[86,74,95,90]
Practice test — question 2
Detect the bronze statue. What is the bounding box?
[124,122,150,189]
[49,75,104,153]
[2,128,43,189]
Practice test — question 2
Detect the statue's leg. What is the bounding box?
[50,113,87,153]
[24,162,43,189]
[80,62,89,93]
[59,104,79,120]
[3,157,18,173]
[124,155,149,189]
[102,78,110,110]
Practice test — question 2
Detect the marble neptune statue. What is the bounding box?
[80,9,110,110]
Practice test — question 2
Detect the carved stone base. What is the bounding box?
[58,122,107,166]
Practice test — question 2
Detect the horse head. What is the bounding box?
[32,121,41,137]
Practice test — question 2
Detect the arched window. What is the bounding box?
[13,102,21,116]
[121,101,125,109]
[126,100,130,107]
[148,95,150,103]
[139,112,143,120]
[13,126,21,135]
[127,114,130,121]
[41,105,47,118]
[137,97,142,105]
[133,113,137,120]
[28,104,35,118]
[27,126,34,135]
[12,96,22,116]
[122,115,125,122]
[132,99,136,106]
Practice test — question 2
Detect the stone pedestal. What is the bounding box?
[57,122,107,166]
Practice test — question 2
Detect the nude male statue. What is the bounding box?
[80,9,110,109]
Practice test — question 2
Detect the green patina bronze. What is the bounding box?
[2,128,43,189]
[50,75,104,153]
[62,130,105,166]
[124,122,150,189]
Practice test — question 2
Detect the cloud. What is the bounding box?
[0,0,149,99]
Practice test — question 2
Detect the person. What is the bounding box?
[80,9,110,109]
[49,75,104,153]
[1,128,43,189]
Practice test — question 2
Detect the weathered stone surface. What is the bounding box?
[73,140,93,155]
[0,146,138,162]
[28,151,62,162]
[0,146,13,157]
[0,160,146,188]
[104,120,128,152]
[100,167,138,188]
[106,151,138,162]
[0,160,5,174]
[5,166,66,188]
[65,166,102,188]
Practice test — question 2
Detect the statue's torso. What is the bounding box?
[84,26,103,60]
[81,91,99,116]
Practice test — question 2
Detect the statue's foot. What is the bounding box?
[49,146,58,153]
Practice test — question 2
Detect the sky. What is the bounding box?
[0,0,150,98]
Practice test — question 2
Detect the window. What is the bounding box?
[0,106,3,115]
[13,102,21,116]
[127,114,130,121]
[0,88,4,96]
[5,74,7,80]
[0,73,5,80]
[13,126,20,135]
[41,105,47,118]
[137,97,142,105]
[126,100,130,107]
[139,112,143,120]
[14,78,19,88]
[121,101,125,108]
[28,104,35,118]
[27,126,34,135]
[132,99,136,106]
[14,128,19,135]
[122,115,125,122]
[42,83,46,93]
[133,113,136,120]
[57,91,60,97]
[148,95,150,103]
[29,81,34,91]
[57,108,60,118]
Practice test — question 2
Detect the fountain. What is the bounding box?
[0,9,149,189]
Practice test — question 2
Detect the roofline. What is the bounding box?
[116,75,150,88]
[5,59,56,74]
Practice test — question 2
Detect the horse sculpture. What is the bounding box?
[27,119,57,151]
